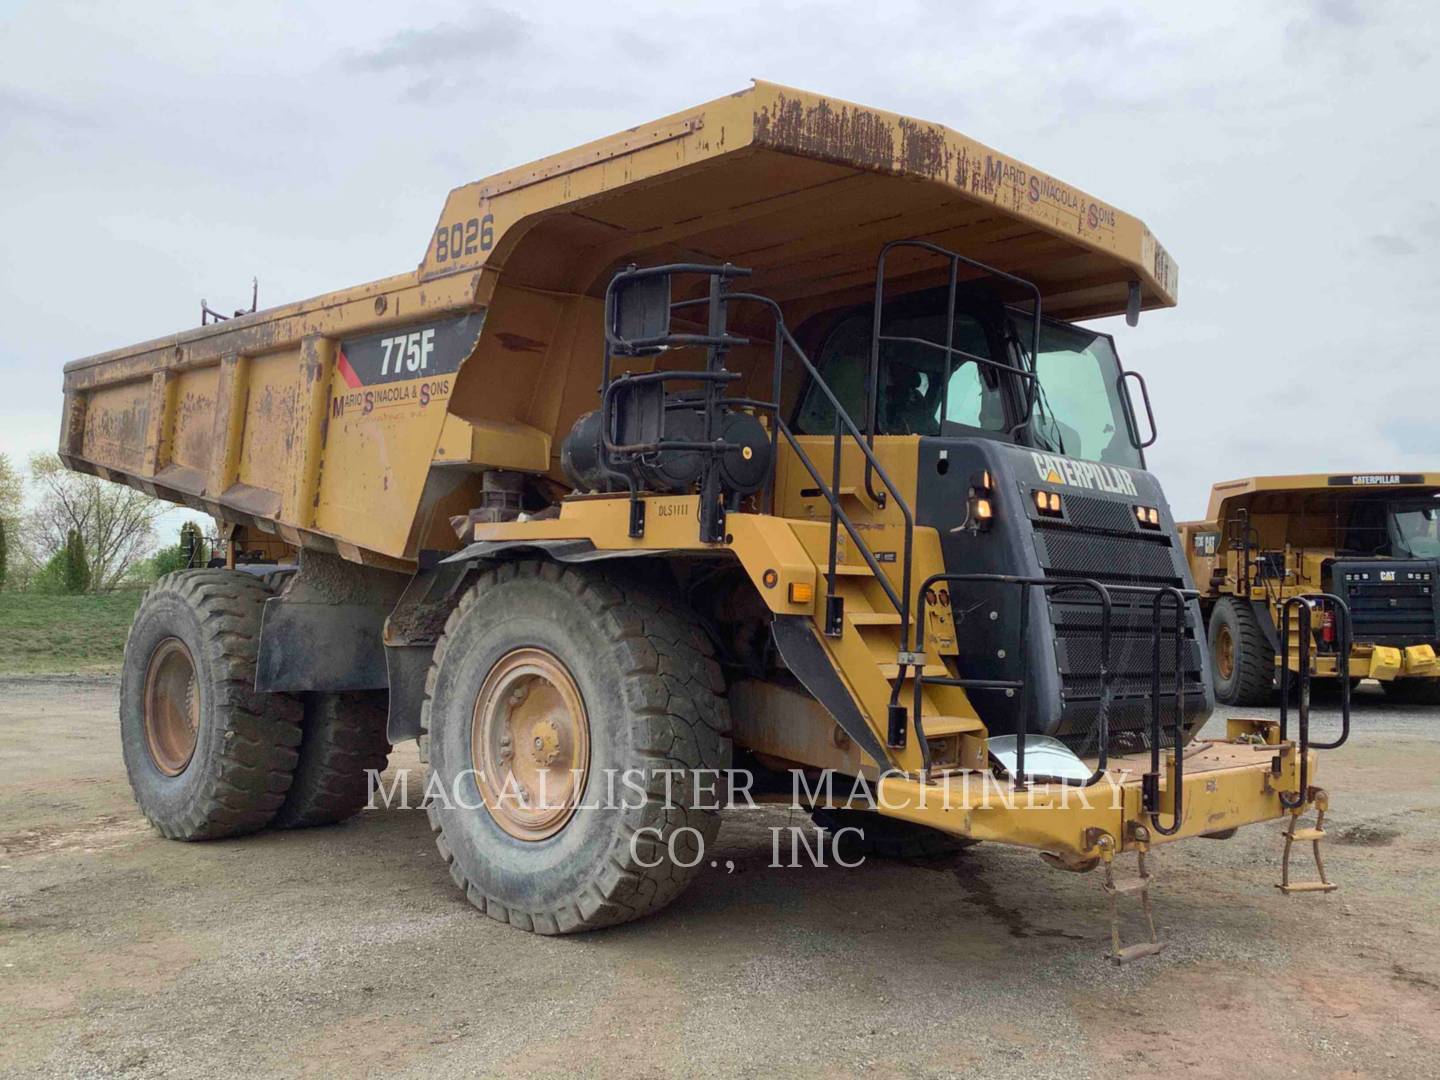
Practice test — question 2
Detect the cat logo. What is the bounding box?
[1380,570,1396,582]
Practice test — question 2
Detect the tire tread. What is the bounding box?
[421,561,731,934]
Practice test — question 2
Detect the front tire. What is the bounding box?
[422,561,731,934]
[120,570,303,840]
[1209,597,1274,706]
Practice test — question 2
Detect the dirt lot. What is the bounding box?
[1,675,1437,1079]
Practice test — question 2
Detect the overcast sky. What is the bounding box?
[2,0,1436,522]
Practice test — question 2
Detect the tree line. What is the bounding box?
[0,452,210,593]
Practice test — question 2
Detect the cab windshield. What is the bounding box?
[794,303,1143,470]
[1016,317,1144,470]
[1389,501,1440,558]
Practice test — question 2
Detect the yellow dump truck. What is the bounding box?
[62,83,1345,956]
[1182,474,1440,705]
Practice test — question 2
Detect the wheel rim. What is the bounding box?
[471,647,590,842]
[143,638,200,776]
[1215,624,1236,682]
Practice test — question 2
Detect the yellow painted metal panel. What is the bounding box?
[235,350,303,516]
[168,364,220,477]
[81,381,150,475]
[313,359,464,554]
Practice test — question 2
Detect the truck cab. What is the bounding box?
[789,284,1210,757]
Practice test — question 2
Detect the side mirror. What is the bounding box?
[610,272,672,352]
[1125,281,1142,328]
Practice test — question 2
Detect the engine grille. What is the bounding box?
[1334,561,1439,647]
[1032,509,1207,756]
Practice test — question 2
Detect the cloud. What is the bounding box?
[0,85,98,131]
[1286,0,1371,49]
[1368,233,1419,255]
[351,9,532,92]
[1308,0,1367,27]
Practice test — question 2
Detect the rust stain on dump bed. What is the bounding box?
[753,93,953,180]
[755,94,892,173]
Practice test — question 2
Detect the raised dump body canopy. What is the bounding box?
[1187,472,1440,548]
[60,81,1179,567]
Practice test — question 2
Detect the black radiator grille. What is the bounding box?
[1333,560,1439,648]
[1032,519,1206,755]
[1346,583,1438,646]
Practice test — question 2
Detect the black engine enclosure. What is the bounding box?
[918,438,1213,755]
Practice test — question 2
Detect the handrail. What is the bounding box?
[723,291,919,648]
[596,262,923,670]
[911,572,1115,784]
[1146,586,1189,835]
[1279,593,1353,810]
[866,239,1044,506]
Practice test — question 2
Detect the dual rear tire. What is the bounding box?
[120,570,388,839]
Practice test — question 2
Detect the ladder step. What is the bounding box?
[1276,881,1339,894]
[1105,877,1151,897]
[829,564,873,576]
[879,663,949,679]
[1112,942,1165,964]
[1286,827,1325,842]
[834,485,875,505]
[848,612,906,626]
[921,715,984,736]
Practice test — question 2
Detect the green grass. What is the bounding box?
[0,590,144,675]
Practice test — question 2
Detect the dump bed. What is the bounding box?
[60,80,1179,567]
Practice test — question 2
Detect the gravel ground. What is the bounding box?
[1,674,1437,1078]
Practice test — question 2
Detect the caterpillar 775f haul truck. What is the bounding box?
[1183,474,1440,705]
[60,83,1347,959]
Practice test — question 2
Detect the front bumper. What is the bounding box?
[873,732,1315,859]
[1306,642,1439,681]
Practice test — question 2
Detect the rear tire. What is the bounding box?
[811,807,974,860]
[120,570,302,840]
[422,561,731,934]
[1209,597,1274,706]
[1381,680,1440,705]
[271,692,391,828]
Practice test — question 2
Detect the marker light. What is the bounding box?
[967,472,995,530]
[1135,505,1161,529]
[788,581,814,605]
[1034,490,1063,517]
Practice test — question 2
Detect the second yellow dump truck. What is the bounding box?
[61,83,1346,957]
[1182,474,1440,705]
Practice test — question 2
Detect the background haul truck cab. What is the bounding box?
[1183,474,1440,706]
[61,84,1345,959]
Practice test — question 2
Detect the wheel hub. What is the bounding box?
[143,638,200,776]
[1216,625,1236,681]
[471,648,590,841]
